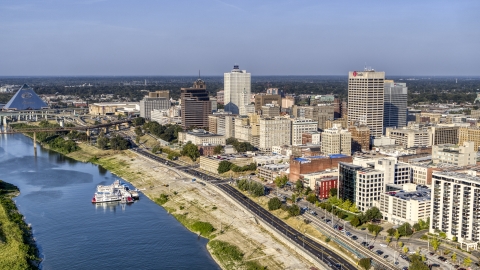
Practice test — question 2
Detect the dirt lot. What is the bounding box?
[68,144,310,270]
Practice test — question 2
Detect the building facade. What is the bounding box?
[428,125,459,146]
[383,81,407,132]
[178,129,225,145]
[459,127,480,151]
[432,141,477,166]
[321,124,351,156]
[385,127,430,148]
[291,118,318,146]
[224,65,251,114]
[181,79,211,129]
[349,125,371,152]
[348,70,385,138]
[316,177,338,199]
[430,171,480,250]
[254,94,282,112]
[258,117,291,152]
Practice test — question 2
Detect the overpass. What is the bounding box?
[0,119,132,148]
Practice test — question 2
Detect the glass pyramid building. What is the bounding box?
[3,84,48,110]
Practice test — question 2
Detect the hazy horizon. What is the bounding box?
[1,0,479,76]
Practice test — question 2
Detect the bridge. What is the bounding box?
[0,119,132,148]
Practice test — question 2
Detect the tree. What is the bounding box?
[364,207,382,221]
[403,246,409,254]
[350,216,361,227]
[358,258,371,270]
[329,187,338,197]
[394,230,401,241]
[97,136,108,149]
[134,126,143,137]
[398,223,413,236]
[213,145,223,155]
[451,253,457,263]
[218,160,232,174]
[409,255,430,270]
[295,180,304,192]
[181,142,200,161]
[398,241,404,248]
[268,197,282,211]
[109,135,130,150]
[349,203,359,213]
[386,236,392,246]
[274,175,288,188]
[340,199,352,211]
[463,257,472,267]
[288,204,300,217]
[306,193,317,204]
[132,117,145,126]
[429,237,441,252]
[387,228,396,236]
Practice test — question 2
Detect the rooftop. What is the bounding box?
[385,186,431,202]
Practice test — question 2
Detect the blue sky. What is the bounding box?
[0,0,479,76]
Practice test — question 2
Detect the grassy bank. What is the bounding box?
[0,180,40,270]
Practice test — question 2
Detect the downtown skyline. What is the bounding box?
[1,0,479,76]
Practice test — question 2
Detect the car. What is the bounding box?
[321,216,325,219]
[368,245,374,250]
[338,226,343,230]
[380,244,387,247]
[394,261,399,265]
[361,227,366,230]
[429,252,435,256]
[402,267,408,270]
[376,250,383,255]
[361,241,368,246]
[453,265,459,269]
[351,235,358,240]
[383,255,389,259]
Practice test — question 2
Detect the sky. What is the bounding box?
[0,0,479,76]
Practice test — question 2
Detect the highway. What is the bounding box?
[130,148,359,270]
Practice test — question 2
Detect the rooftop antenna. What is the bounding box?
[198,70,201,79]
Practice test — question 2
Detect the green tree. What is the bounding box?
[288,204,300,217]
[394,230,401,241]
[268,197,282,211]
[295,180,304,192]
[306,193,317,204]
[387,228,396,236]
[213,145,223,155]
[109,135,130,150]
[97,136,108,149]
[386,236,392,246]
[274,175,288,188]
[349,203,358,213]
[340,199,352,211]
[398,222,413,236]
[364,207,382,221]
[463,257,472,267]
[181,141,200,161]
[132,117,145,126]
[429,237,441,252]
[358,258,371,270]
[451,253,457,263]
[350,216,361,227]
[409,254,430,270]
[134,126,143,137]
[329,187,338,197]
[403,246,409,254]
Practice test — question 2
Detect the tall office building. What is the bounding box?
[384,81,407,132]
[181,79,211,129]
[224,65,251,114]
[347,70,385,138]
[321,124,351,156]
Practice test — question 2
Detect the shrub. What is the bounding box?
[268,197,282,211]
[155,194,169,205]
[191,221,215,236]
[208,240,244,261]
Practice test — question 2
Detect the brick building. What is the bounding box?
[289,154,352,182]
[316,177,338,199]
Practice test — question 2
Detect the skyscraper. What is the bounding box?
[347,70,385,138]
[181,79,211,129]
[384,80,407,132]
[224,65,251,114]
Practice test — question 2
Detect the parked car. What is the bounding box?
[376,250,384,255]
[368,245,374,250]
[383,255,389,259]
[351,235,358,240]
[380,244,387,247]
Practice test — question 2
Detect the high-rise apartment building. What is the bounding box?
[181,79,211,129]
[430,171,480,250]
[348,70,385,138]
[321,124,351,156]
[384,81,407,132]
[224,65,251,114]
[290,118,318,146]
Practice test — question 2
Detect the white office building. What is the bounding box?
[348,69,385,138]
[291,118,318,146]
[224,65,251,114]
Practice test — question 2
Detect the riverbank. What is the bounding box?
[68,143,310,270]
[0,180,40,270]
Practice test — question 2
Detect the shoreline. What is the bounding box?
[66,143,310,270]
[0,180,41,270]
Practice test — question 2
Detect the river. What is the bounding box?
[0,134,220,270]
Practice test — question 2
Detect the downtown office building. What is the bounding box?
[224,65,251,115]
